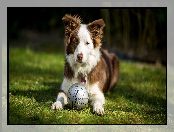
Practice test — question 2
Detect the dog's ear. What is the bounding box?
[87,19,105,39]
[62,14,82,39]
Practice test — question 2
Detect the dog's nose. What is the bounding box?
[77,53,83,61]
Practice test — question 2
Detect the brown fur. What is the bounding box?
[66,33,80,55]
[100,49,119,92]
[87,49,119,93]
[64,61,74,79]
[62,14,82,46]
[58,89,66,95]
[87,19,105,48]
[87,57,108,93]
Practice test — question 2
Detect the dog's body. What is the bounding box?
[51,14,119,115]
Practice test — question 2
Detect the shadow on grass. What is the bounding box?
[10,83,60,103]
[9,60,63,103]
[105,70,166,116]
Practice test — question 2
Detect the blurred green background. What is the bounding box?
[8,7,167,65]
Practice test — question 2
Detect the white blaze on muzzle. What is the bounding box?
[75,43,85,63]
[74,24,93,63]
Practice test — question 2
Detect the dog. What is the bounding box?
[51,14,119,115]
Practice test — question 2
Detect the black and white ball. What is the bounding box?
[67,83,89,109]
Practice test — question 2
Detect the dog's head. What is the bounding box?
[62,14,105,64]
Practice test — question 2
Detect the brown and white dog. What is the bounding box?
[51,14,119,115]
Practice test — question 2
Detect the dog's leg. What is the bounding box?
[51,90,67,110]
[89,83,105,115]
[51,78,71,110]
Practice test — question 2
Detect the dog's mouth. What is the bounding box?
[76,59,83,63]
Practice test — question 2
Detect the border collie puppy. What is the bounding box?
[51,14,119,115]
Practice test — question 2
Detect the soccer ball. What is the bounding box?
[67,83,89,109]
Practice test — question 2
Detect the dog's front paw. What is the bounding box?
[51,101,63,110]
[93,103,104,115]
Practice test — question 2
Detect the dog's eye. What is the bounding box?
[86,42,90,45]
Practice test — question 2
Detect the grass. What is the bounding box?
[9,47,166,124]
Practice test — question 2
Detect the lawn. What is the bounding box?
[8,47,166,124]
